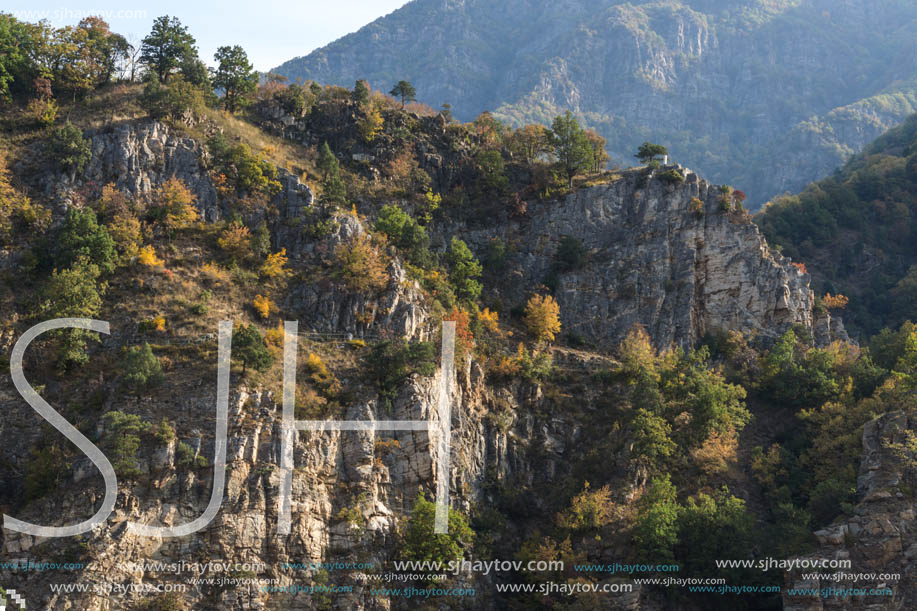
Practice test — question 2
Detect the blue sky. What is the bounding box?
[4,0,411,71]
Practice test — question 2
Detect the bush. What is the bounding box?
[47,122,91,173]
[658,169,684,184]
[27,97,58,127]
[445,237,482,303]
[676,487,753,575]
[138,245,164,267]
[136,592,186,611]
[489,343,553,382]
[175,441,207,469]
[140,74,205,121]
[374,205,430,266]
[401,492,473,571]
[208,135,281,196]
[122,343,164,391]
[556,482,615,532]
[306,352,341,398]
[633,475,680,563]
[24,445,66,500]
[260,248,290,278]
[253,294,274,319]
[38,261,105,369]
[555,235,587,271]
[102,411,149,478]
[217,222,251,264]
[57,208,117,274]
[369,340,437,408]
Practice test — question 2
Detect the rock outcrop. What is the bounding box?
[459,165,829,350]
[783,411,917,610]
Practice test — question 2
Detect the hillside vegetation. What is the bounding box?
[757,113,917,339]
[2,11,917,609]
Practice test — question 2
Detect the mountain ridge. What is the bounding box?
[273,0,917,207]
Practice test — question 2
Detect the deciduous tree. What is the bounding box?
[524,293,561,343]
[549,112,592,187]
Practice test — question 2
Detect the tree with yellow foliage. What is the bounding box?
[822,293,849,310]
[333,234,389,294]
[107,214,142,259]
[358,103,384,143]
[253,294,275,319]
[153,177,199,231]
[261,248,291,278]
[524,294,561,344]
[217,221,251,263]
[138,245,164,267]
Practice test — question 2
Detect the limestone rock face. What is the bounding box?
[460,166,827,350]
[783,411,917,611]
[35,120,313,225]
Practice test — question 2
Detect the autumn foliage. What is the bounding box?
[524,294,562,344]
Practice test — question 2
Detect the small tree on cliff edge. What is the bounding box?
[635,142,668,165]
[390,80,416,109]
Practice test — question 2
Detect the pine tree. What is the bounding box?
[234,324,274,374]
[389,80,416,108]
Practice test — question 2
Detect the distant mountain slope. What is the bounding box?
[756,113,917,338]
[273,0,917,207]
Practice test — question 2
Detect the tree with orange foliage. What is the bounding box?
[822,293,849,310]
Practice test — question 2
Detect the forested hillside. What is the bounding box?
[1,11,917,611]
[757,113,917,339]
[273,0,917,207]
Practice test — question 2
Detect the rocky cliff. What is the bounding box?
[457,164,829,350]
[0,116,886,611]
[273,0,917,207]
[783,411,917,611]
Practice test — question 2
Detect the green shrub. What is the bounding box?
[56,208,117,274]
[445,237,482,303]
[207,134,281,195]
[555,235,587,271]
[140,74,205,121]
[102,411,149,477]
[122,343,165,392]
[374,205,431,266]
[633,475,680,563]
[47,122,91,173]
[369,340,437,408]
[24,445,66,501]
[176,441,208,469]
[401,492,473,571]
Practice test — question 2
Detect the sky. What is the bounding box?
[4,0,412,71]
